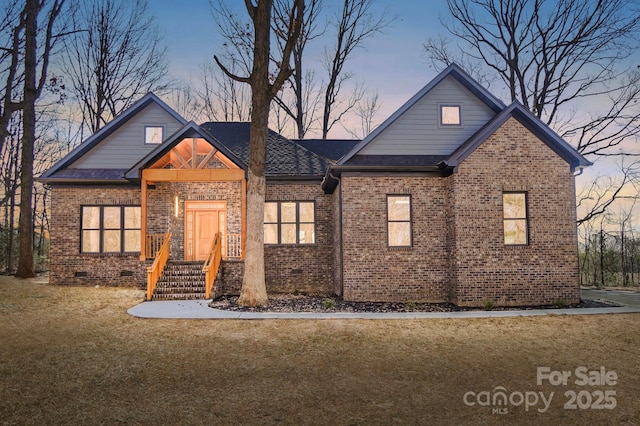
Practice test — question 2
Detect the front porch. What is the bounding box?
[127,130,248,300]
[144,232,244,300]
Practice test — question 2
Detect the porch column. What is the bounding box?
[241,177,247,260]
[140,174,147,260]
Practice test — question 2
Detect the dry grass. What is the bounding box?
[1,275,639,425]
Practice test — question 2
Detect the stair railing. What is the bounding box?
[146,232,171,300]
[203,232,222,299]
[145,234,167,260]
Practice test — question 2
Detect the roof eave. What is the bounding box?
[321,164,453,194]
[38,178,132,185]
[337,63,506,165]
[124,122,248,181]
[445,102,592,172]
[41,93,187,180]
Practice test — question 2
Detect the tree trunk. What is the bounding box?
[238,104,269,307]
[237,0,273,307]
[15,0,39,279]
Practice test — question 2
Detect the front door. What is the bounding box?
[195,211,218,260]
[185,201,226,261]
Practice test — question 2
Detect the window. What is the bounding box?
[503,193,528,245]
[440,104,461,126]
[264,201,315,245]
[145,126,164,144]
[81,206,141,253]
[387,195,412,247]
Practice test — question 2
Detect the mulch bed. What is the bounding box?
[209,294,619,313]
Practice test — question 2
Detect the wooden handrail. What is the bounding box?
[146,233,171,300]
[225,233,243,259]
[145,234,167,260]
[203,232,222,299]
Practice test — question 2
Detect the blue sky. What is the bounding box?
[151,0,450,125]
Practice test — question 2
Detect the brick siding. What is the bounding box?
[147,181,242,259]
[337,118,580,306]
[48,119,580,306]
[48,186,145,287]
[450,118,580,306]
[263,183,334,295]
[340,175,451,302]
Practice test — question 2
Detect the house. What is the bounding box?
[40,64,590,306]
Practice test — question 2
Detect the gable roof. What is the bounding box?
[124,121,247,181]
[40,93,187,182]
[200,122,332,178]
[445,102,592,171]
[338,63,506,165]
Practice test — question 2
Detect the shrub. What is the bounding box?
[322,298,335,309]
[482,300,495,311]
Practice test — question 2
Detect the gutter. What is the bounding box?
[322,164,453,194]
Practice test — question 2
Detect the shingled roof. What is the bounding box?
[293,139,360,162]
[200,122,332,178]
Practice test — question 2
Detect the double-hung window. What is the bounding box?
[503,192,528,245]
[264,201,315,245]
[387,195,412,247]
[81,206,141,253]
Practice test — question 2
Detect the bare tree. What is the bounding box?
[0,0,26,157]
[14,0,66,278]
[0,114,21,272]
[60,0,171,134]
[166,84,203,123]
[320,0,391,138]
[342,89,379,139]
[214,0,303,307]
[210,0,390,139]
[273,0,324,138]
[430,0,640,129]
[426,0,640,223]
[196,61,252,122]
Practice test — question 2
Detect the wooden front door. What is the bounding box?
[185,201,226,261]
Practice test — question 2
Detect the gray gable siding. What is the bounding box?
[70,103,184,169]
[359,76,497,156]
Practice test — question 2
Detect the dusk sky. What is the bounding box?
[148,0,630,191]
[152,0,450,128]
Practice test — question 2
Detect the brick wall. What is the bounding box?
[147,181,243,259]
[331,189,343,295]
[337,118,580,306]
[215,259,244,296]
[450,118,580,306]
[49,186,145,287]
[264,183,334,295]
[340,175,451,302]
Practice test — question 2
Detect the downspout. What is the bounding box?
[328,168,344,296]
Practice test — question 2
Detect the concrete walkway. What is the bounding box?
[127,290,640,320]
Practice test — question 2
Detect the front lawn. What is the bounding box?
[1,275,638,425]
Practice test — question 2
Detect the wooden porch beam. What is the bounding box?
[197,148,218,169]
[142,168,245,182]
[172,148,191,169]
[241,177,247,260]
[192,138,197,168]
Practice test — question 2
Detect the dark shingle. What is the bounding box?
[41,168,129,182]
[293,139,360,161]
[345,155,448,167]
[200,122,332,177]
